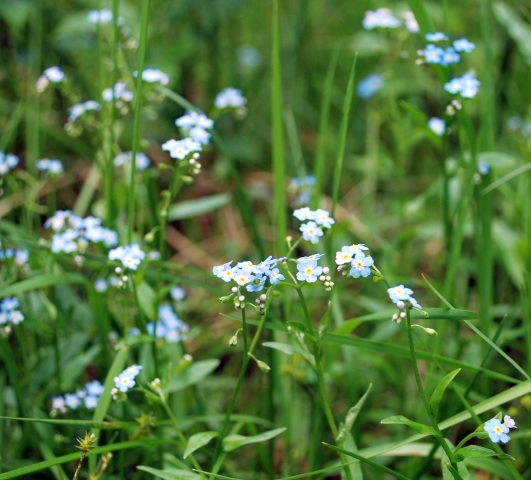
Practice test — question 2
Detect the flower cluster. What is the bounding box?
[50,380,104,415]
[162,138,202,161]
[484,415,517,444]
[146,305,189,343]
[114,151,151,170]
[112,365,142,398]
[214,87,247,110]
[419,33,475,67]
[36,66,65,92]
[362,9,419,33]
[87,8,124,25]
[0,297,24,336]
[134,69,170,85]
[213,256,285,291]
[67,100,100,122]
[108,244,146,271]
[288,175,315,205]
[37,158,64,175]
[45,211,118,254]
[387,285,422,322]
[0,241,29,265]
[0,152,19,176]
[175,110,214,146]
[444,73,480,99]
[293,208,334,244]
[335,244,374,279]
[102,83,134,104]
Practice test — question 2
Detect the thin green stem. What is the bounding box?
[295,287,353,480]
[127,0,150,244]
[404,309,463,479]
[158,392,206,478]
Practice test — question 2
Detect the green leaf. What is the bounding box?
[380,416,437,436]
[137,466,201,480]
[441,439,469,480]
[222,427,286,452]
[336,383,373,446]
[493,2,531,68]
[183,431,219,459]
[167,193,231,221]
[428,369,461,420]
[167,359,220,393]
[453,445,514,462]
[0,273,88,299]
[136,281,157,322]
[262,341,313,364]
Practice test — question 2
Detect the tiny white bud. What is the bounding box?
[396,300,405,309]
[323,267,330,275]
[259,294,267,302]
[399,312,406,319]
[115,267,122,274]
[238,295,245,302]
[319,275,326,282]
[231,287,238,293]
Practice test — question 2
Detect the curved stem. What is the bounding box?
[295,286,353,480]
[405,309,463,478]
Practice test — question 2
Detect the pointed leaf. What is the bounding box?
[336,383,373,445]
[167,359,220,393]
[429,369,461,419]
[453,445,514,462]
[380,415,437,436]
[137,466,201,480]
[183,431,219,459]
[136,281,157,322]
[222,427,286,452]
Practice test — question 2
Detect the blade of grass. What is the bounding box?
[127,0,150,243]
[272,0,287,257]
[330,55,356,219]
[312,45,340,209]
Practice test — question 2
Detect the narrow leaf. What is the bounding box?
[453,445,514,462]
[336,383,373,445]
[380,415,437,436]
[167,193,231,221]
[183,431,219,459]
[137,466,201,480]
[428,369,461,419]
[222,427,286,452]
[167,359,220,393]
[136,281,157,322]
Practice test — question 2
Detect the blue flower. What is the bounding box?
[246,274,267,293]
[37,158,64,175]
[444,74,480,98]
[349,252,374,278]
[387,285,422,309]
[214,88,247,109]
[362,9,400,30]
[293,207,315,222]
[114,365,143,393]
[422,44,444,64]
[296,257,323,283]
[269,268,285,285]
[108,244,146,270]
[428,117,446,136]
[134,68,170,85]
[425,32,448,42]
[314,209,335,229]
[484,418,510,444]
[357,75,384,99]
[453,38,475,53]
[440,47,460,66]
[0,152,19,176]
[478,162,490,175]
[170,285,187,301]
[300,221,324,244]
